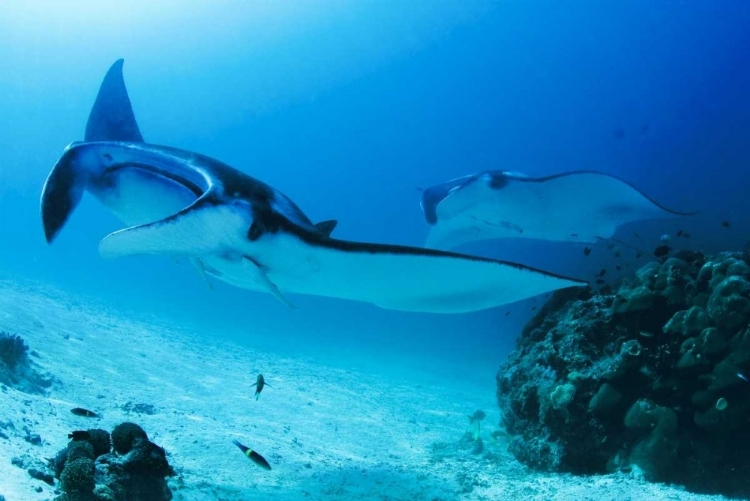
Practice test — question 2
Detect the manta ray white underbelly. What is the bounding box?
[39,59,588,314]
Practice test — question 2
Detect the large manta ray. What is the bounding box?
[40,59,587,314]
[421,170,698,251]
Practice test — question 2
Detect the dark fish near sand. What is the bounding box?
[468,409,486,424]
[653,245,671,258]
[68,430,91,441]
[70,407,99,418]
[251,374,270,400]
[232,439,271,470]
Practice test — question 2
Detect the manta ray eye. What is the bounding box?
[101,153,114,165]
[248,222,263,241]
[488,174,507,189]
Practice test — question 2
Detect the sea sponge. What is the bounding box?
[86,428,112,458]
[67,441,95,463]
[59,457,95,494]
[53,447,68,478]
[111,422,148,455]
[550,383,576,410]
[624,399,678,480]
[707,276,750,332]
[613,286,656,314]
[124,439,174,477]
[588,383,622,415]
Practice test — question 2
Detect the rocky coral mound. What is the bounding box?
[52,422,174,501]
[497,250,750,497]
[0,332,56,394]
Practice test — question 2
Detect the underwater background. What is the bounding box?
[1,1,750,499]
[1,1,749,368]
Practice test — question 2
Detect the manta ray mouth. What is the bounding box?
[109,162,206,198]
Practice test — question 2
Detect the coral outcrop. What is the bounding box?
[497,251,750,497]
[0,332,28,370]
[53,423,174,501]
[0,332,55,394]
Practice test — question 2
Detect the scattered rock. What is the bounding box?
[24,432,42,446]
[121,402,157,416]
[28,467,55,486]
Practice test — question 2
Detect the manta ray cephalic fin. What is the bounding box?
[97,198,250,259]
[241,257,295,309]
[190,258,214,291]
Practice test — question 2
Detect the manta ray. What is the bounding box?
[421,170,697,251]
[40,59,587,314]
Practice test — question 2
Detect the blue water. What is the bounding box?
[0,0,749,423]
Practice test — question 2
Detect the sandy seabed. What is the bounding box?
[0,279,730,501]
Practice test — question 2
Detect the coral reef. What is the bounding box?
[53,423,174,501]
[0,332,56,394]
[497,251,750,497]
[111,422,149,455]
[0,332,28,371]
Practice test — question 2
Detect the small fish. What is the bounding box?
[250,374,270,400]
[504,311,510,317]
[722,221,730,228]
[738,373,749,383]
[70,407,98,418]
[232,439,271,470]
[660,234,671,242]
[636,252,642,259]
[468,410,486,424]
[68,430,91,441]
[468,410,486,438]
[614,251,621,258]
[615,266,622,271]
[597,269,607,278]
[583,247,591,257]
[653,245,671,258]
[682,232,691,239]
[676,230,683,237]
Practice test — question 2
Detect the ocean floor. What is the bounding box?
[0,279,732,501]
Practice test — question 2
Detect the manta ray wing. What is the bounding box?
[259,232,588,313]
[85,58,144,143]
[95,201,587,313]
[423,170,698,250]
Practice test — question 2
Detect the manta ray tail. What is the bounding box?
[41,58,141,243]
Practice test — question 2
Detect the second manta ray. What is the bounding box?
[40,60,587,314]
[421,171,698,251]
